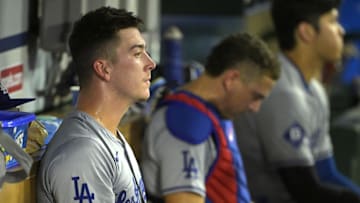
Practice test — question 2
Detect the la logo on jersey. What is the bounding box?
[284,122,305,148]
[182,150,198,178]
[117,177,146,203]
[72,176,95,202]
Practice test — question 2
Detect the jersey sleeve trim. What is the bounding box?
[162,185,206,197]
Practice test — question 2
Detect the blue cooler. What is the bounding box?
[0,110,36,169]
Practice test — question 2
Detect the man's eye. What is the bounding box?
[252,92,265,101]
[135,52,141,57]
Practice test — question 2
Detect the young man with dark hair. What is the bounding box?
[37,7,156,203]
[235,0,360,202]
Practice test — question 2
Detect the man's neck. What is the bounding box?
[77,92,130,137]
[182,75,226,116]
[284,50,323,83]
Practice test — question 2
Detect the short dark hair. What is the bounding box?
[69,7,143,86]
[271,0,341,51]
[205,33,280,81]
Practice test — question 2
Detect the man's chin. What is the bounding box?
[138,93,150,102]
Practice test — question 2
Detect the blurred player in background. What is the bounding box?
[234,0,360,202]
[141,32,280,203]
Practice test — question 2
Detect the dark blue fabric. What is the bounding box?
[315,157,360,195]
[339,0,360,33]
[0,32,28,53]
[341,55,360,85]
[165,102,212,144]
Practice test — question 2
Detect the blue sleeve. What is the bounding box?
[315,156,360,195]
[165,102,212,144]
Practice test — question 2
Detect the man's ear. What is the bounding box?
[297,22,316,43]
[223,69,241,91]
[93,59,111,81]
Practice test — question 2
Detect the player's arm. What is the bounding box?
[315,154,360,196]
[164,192,205,203]
[157,103,211,203]
[255,90,360,203]
[49,138,115,202]
[278,165,360,203]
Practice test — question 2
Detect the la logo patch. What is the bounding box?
[72,176,95,202]
[182,150,198,179]
[284,122,305,148]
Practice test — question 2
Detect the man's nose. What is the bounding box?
[248,100,262,113]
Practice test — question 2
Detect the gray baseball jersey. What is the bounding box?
[234,53,333,203]
[141,107,216,198]
[37,110,146,203]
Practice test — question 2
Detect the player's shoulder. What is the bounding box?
[164,102,212,145]
[270,62,311,109]
[45,137,105,165]
[41,137,110,178]
[264,85,304,110]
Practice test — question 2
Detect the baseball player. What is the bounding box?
[141,33,280,203]
[37,7,156,203]
[235,0,360,203]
